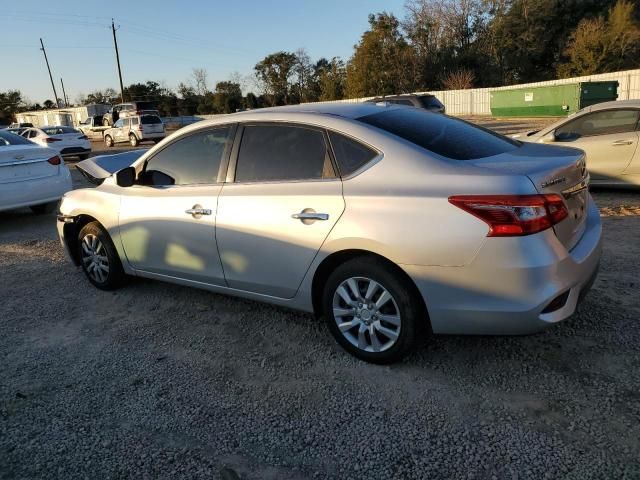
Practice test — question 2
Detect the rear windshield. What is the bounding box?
[42,126,79,135]
[420,95,444,109]
[0,130,33,146]
[141,115,162,125]
[357,108,519,160]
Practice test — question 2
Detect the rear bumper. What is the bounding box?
[139,132,165,140]
[0,167,72,212]
[403,194,602,335]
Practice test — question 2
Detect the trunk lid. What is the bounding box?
[0,145,59,183]
[470,142,589,250]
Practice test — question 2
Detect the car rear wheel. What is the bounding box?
[129,134,139,147]
[30,201,57,215]
[77,222,126,290]
[104,135,114,147]
[322,257,420,364]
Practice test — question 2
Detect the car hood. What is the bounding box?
[76,149,147,184]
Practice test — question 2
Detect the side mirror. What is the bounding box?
[115,166,136,187]
[540,132,556,143]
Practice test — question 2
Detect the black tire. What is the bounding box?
[30,201,57,215]
[78,154,89,160]
[322,257,421,364]
[129,134,139,147]
[104,135,114,147]
[77,222,126,290]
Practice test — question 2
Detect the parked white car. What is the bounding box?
[21,126,91,160]
[103,115,165,147]
[0,130,72,214]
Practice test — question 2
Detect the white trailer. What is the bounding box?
[16,104,112,128]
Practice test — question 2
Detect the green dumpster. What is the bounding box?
[490,81,618,117]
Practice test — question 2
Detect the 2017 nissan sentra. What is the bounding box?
[57,103,602,363]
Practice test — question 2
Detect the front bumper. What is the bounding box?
[403,195,603,335]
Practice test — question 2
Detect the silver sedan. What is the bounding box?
[57,103,602,363]
[513,100,640,187]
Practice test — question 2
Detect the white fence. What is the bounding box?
[309,68,640,116]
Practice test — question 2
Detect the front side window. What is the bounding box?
[357,108,519,160]
[328,131,378,176]
[234,125,334,182]
[143,127,232,185]
[555,109,640,140]
[114,119,124,128]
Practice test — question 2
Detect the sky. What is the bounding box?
[1,0,406,104]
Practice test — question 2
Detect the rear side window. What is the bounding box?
[131,118,139,126]
[555,109,640,140]
[141,115,162,125]
[144,127,231,185]
[235,125,334,182]
[328,131,378,176]
[357,108,519,160]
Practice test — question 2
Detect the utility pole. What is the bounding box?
[111,19,125,103]
[60,78,69,107]
[39,38,60,108]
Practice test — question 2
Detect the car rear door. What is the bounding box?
[553,109,640,181]
[215,123,345,298]
[118,125,234,284]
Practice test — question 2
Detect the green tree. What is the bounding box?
[559,0,640,77]
[0,90,26,124]
[318,57,346,101]
[254,51,297,105]
[345,13,416,98]
[212,81,243,113]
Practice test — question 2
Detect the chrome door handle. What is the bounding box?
[612,140,634,146]
[185,205,212,218]
[292,212,329,221]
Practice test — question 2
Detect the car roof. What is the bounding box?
[584,99,640,112]
[234,102,402,120]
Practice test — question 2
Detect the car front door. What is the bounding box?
[553,109,640,181]
[118,126,235,284]
[216,123,345,298]
[112,119,125,142]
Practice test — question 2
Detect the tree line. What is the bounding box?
[2,0,639,123]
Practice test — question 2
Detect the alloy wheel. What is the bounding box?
[80,233,110,283]
[332,276,401,353]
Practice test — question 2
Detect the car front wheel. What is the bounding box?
[104,135,114,147]
[77,222,126,290]
[322,257,421,364]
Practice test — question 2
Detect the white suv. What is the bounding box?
[103,115,165,147]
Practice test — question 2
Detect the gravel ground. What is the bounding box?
[1,129,640,479]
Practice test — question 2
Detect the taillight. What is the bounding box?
[448,194,568,237]
[78,135,88,140]
[47,155,61,165]
[137,124,143,131]
[45,137,61,143]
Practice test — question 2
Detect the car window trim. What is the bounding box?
[139,123,237,187]
[555,108,640,139]
[225,121,339,185]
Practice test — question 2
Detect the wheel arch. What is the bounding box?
[63,214,107,266]
[311,249,432,332]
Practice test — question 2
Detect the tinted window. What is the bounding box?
[0,130,33,146]
[141,115,162,125]
[131,117,139,125]
[392,99,414,106]
[555,109,640,140]
[144,127,231,185]
[235,125,334,182]
[42,126,79,135]
[328,131,378,176]
[420,96,444,109]
[357,108,519,160]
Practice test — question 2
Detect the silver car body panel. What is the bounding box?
[58,103,603,334]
